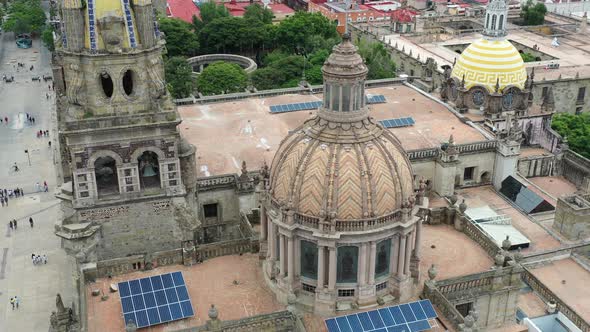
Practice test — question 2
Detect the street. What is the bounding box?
[0,27,76,331]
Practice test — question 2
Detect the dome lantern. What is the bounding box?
[483,0,508,39]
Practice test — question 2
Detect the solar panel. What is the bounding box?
[379,117,416,129]
[118,272,194,329]
[325,300,437,332]
[269,101,323,113]
[366,94,387,104]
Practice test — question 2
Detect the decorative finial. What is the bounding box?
[208,304,219,319]
[461,74,465,87]
[495,78,500,93]
[502,235,511,250]
[448,134,455,145]
[342,32,351,42]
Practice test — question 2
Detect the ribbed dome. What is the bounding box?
[269,35,414,221]
[451,39,526,93]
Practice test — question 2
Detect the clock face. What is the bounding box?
[472,89,485,106]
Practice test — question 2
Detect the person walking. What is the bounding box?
[10,297,15,310]
[15,296,19,309]
[13,219,17,230]
[29,217,34,228]
[9,220,13,230]
[43,254,47,264]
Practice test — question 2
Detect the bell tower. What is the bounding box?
[54,0,200,262]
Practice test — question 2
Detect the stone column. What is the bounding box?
[317,246,325,289]
[358,243,367,286]
[404,232,412,275]
[279,234,286,277]
[414,220,422,258]
[287,236,294,281]
[397,234,406,278]
[269,223,277,261]
[368,241,377,284]
[260,204,267,241]
[391,234,399,275]
[328,247,337,290]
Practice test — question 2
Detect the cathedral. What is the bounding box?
[52,0,200,262]
[440,0,532,118]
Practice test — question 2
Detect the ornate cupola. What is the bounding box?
[483,0,508,39]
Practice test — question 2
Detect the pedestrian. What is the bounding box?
[13,219,17,229]
[29,217,33,228]
[13,163,19,172]
[10,297,15,310]
[48,141,52,148]
[9,220,13,229]
[4,197,7,206]
[43,254,47,264]
[4,116,7,123]
[15,296,19,309]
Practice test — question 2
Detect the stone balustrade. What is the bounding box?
[522,268,590,332]
[456,140,497,154]
[423,281,465,329]
[197,174,237,191]
[462,217,502,258]
[562,149,590,188]
[294,213,320,229]
[407,148,439,161]
[197,238,254,261]
[64,111,178,132]
[176,310,302,332]
[290,209,403,232]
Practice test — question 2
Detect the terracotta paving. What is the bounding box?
[86,254,283,332]
[419,224,493,281]
[517,291,547,319]
[178,85,485,176]
[529,258,590,323]
[456,186,562,253]
[519,147,552,158]
[527,176,578,203]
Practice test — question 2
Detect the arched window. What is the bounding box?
[375,239,391,278]
[300,240,318,279]
[486,13,490,29]
[491,15,497,30]
[499,15,504,30]
[100,72,114,98]
[137,151,161,190]
[95,156,119,197]
[337,246,358,283]
[122,70,135,96]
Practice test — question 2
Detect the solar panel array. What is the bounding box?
[118,271,194,329]
[325,299,437,332]
[366,95,387,104]
[499,176,555,214]
[269,101,323,113]
[379,117,415,129]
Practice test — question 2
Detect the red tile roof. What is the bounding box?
[390,7,418,23]
[167,0,200,23]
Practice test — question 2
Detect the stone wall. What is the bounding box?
[553,194,590,240]
[518,153,556,178]
[175,310,305,332]
[78,198,192,260]
[532,78,590,114]
[561,150,590,189]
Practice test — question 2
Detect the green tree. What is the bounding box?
[2,0,46,34]
[41,25,54,52]
[158,18,199,57]
[520,52,536,62]
[244,4,274,24]
[165,56,196,99]
[250,67,285,90]
[198,2,229,26]
[275,12,339,53]
[521,0,547,25]
[551,113,590,159]
[357,39,397,79]
[197,61,248,95]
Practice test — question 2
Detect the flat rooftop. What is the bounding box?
[383,24,590,79]
[86,254,283,332]
[456,186,562,254]
[527,176,578,205]
[528,258,590,323]
[178,84,487,176]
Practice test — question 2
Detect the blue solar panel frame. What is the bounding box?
[269,101,323,113]
[118,271,194,329]
[325,299,437,332]
[366,94,387,104]
[379,117,416,129]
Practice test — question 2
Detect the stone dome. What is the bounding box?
[451,39,526,93]
[269,34,415,221]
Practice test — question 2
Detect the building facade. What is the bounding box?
[53,0,200,262]
[259,35,428,314]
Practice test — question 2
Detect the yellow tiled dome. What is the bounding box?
[451,39,526,93]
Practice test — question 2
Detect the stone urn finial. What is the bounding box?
[514,247,523,263]
[459,199,467,213]
[428,264,438,281]
[495,251,505,266]
[125,320,137,332]
[208,304,218,320]
[450,193,458,205]
[502,235,511,251]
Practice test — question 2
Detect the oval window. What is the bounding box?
[122,70,134,96]
[100,72,114,98]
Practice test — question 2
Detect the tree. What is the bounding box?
[275,12,339,53]
[2,0,46,34]
[41,25,54,52]
[357,39,397,79]
[158,18,199,57]
[165,57,196,99]
[244,4,274,24]
[520,52,536,62]
[198,2,229,26]
[521,0,547,25]
[551,113,590,159]
[197,61,248,96]
[250,67,285,90]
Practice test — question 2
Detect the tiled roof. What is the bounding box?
[390,7,418,23]
[167,0,200,23]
